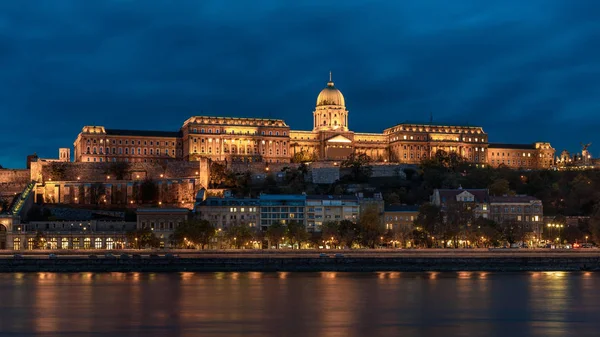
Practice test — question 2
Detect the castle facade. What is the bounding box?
[72,75,555,169]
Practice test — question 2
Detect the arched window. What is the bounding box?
[84,238,91,249]
[27,238,34,250]
[106,238,114,250]
[13,237,20,250]
[95,238,103,249]
[61,238,69,249]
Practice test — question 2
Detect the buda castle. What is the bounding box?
[73,74,555,169]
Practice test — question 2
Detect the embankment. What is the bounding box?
[2,255,600,272]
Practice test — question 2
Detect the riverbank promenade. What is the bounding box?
[1,249,600,272]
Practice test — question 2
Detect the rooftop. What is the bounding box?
[136,208,191,214]
[436,188,490,203]
[105,129,182,138]
[490,195,541,203]
[306,195,358,201]
[488,143,536,150]
[384,205,420,212]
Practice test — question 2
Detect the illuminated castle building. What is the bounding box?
[72,74,555,169]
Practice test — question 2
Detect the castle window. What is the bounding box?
[269,131,272,135]
[86,147,90,154]
[125,148,128,154]
[208,129,212,133]
[283,132,286,136]
[201,129,205,133]
[131,147,135,154]
[144,141,147,146]
[150,141,153,145]
[193,128,197,133]
[112,147,116,154]
[138,148,141,155]
[118,148,122,154]
[93,147,97,154]
[138,141,141,145]
[276,132,279,136]
[150,149,153,155]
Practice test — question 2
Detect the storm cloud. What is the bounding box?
[0,0,599,167]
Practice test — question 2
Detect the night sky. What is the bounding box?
[1,1,599,168]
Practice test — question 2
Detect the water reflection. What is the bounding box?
[0,272,598,337]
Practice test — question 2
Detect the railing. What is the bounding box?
[9,181,36,215]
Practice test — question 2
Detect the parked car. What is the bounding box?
[120,254,130,259]
[88,254,98,259]
[165,253,178,259]
[13,254,23,259]
[319,253,329,258]
[334,253,345,258]
[48,253,57,259]
[132,254,142,259]
[104,253,116,259]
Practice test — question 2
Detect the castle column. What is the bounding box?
[105,184,112,205]
[127,182,134,204]
[84,184,91,204]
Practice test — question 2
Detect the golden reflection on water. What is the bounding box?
[320,272,337,279]
[457,271,472,279]
[377,272,402,279]
[278,271,289,279]
[180,272,195,281]
[248,272,263,279]
[529,270,569,336]
[428,271,438,280]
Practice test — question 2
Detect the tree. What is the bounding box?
[488,179,512,196]
[414,203,443,241]
[321,221,341,248]
[358,205,383,248]
[286,220,309,249]
[33,231,46,249]
[139,179,158,204]
[126,228,161,249]
[210,162,236,188]
[225,223,255,248]
[265,222,287,248]
[338,220,360,248]
[443,201,475,247]
[172,219,215,249]
[341,153,373,182]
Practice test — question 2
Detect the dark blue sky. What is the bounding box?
[1,1,599,168]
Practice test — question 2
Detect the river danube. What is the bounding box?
[0,272,598,336]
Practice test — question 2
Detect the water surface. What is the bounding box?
[0,271,598,336]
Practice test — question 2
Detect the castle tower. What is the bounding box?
[313,72,348,132]
[59,148,71,162]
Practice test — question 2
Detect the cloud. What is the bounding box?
[0,0,599,167]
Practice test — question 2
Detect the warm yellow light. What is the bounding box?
[160,174,164,178]
[158,201,162,205]
[107,176,110,179]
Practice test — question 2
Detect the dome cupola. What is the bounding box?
[316,72,345,107]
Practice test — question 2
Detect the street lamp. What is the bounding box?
[586,236,589,243]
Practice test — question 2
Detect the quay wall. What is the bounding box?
[1,256,600,272]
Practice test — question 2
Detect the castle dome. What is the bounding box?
[316,73,345,107]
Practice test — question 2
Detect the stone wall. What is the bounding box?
[35,161,206,182]
[0,169,30,197]
[311,167,340,184]
[0,255,599,272]
[0,169,30,184]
